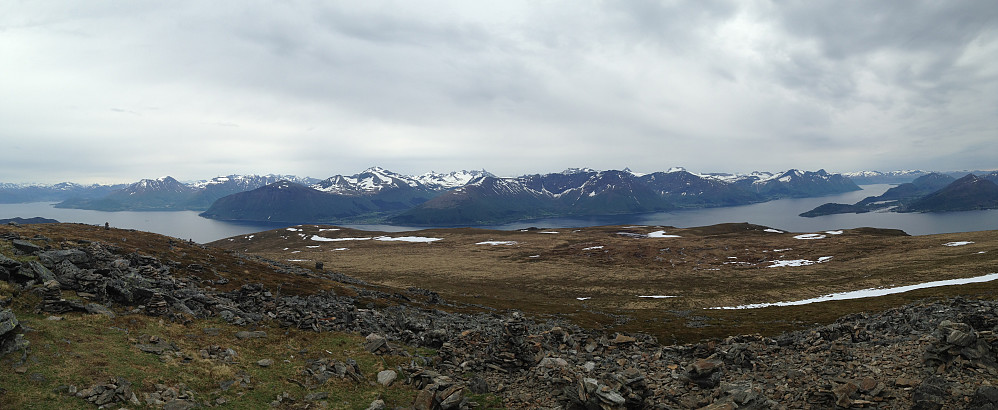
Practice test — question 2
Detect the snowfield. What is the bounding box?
[711,273,998,309]
[768,256,833,268]
[311,235,371,242]
[307,235,441,243]
[943,241,974,247]
[647,230,681,238]
[374,236,442,243]
[476,241,518,246]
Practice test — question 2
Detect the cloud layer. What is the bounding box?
[2,1,996,183]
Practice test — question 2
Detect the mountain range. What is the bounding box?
[0,182,125,204]
[201,167,860,225]
[10,167,997,226]
[801,172,998,216]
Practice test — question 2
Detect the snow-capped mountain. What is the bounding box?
[842,170,930,185]
[190,174,319,190]
[121,176,195,196]
[313,167,426,195]
[415,170,494,190]
[16,166,862,223]
[389,168,859,225]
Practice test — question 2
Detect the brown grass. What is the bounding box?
[210,223,998,343]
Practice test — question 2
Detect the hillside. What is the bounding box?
[906,174,998,212]
[199,181,381,223]
[800,172,997,217]
[2,223,998,408]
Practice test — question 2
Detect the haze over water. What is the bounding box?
[2,185,997,243]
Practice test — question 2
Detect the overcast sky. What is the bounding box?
[2,1,996,184]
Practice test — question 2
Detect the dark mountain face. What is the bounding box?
[560,171,674,215]
[394,168,863,226]
[520,172,595,196]
[854,173,956,206]
[639,171,761,207]
[200,181,377,223]
[905,174,998,212]
[802,172,962,217]
[187,175,318,210]
[740,169,861,198]
[390,176,555,225]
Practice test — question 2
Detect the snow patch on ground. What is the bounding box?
[647,230,681,238]
[287,259,309,262]
[794,234,826,240]
[710,272,998,310]
[539,231,560,234]
[826,230,843,235]
[476,241,518,246]
[305,245,320,248]
[311,235,371,242]
[943,241,974,247]
[764,229,784,233]
[528,255,540,258]
[319,228,340,232]
[332,248,349,251]
[576,297,591,301]
[768,256,833,268]
[638,295,677,299]
[374,236,442,243]
[286,227,301,232]
[582,246,604,250]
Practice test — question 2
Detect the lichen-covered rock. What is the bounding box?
[0,309,29,358]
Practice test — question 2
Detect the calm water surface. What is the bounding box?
[2,184,997,242]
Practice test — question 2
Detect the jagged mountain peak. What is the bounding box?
[416,169,494,190]
[562,167,598,175]
[313,167,425,195]
[126,176,192,194]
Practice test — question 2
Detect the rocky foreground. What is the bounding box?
[2,226,998,409]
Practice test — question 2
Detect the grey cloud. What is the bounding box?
[0,1,994,183]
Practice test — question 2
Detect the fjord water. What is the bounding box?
[2,184,998,242]
[485,184,998,235]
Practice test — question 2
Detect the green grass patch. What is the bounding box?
[0,307,426,409]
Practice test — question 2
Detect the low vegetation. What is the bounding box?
[212,223,998,343]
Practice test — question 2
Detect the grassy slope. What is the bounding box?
[0,224,500,409]
[213,223,998,343]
